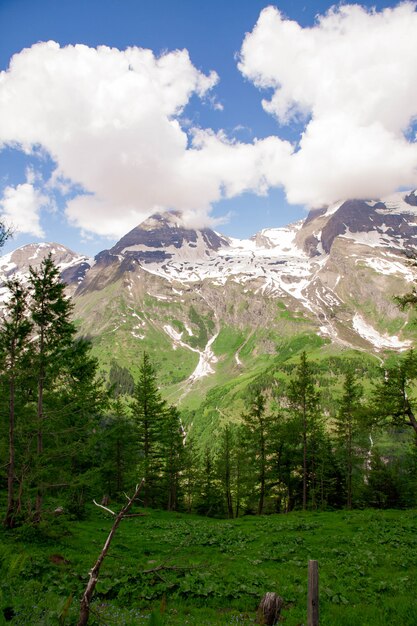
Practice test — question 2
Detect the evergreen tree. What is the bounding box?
[335,369,365,508]
[269,412,299,513]
[0,219,11,249]
[131,352,167,507]
[182,435,200,513]
[233,425,249,518]
[242,389,273,515]
[374,350,417,437]
[287,352,320,510]
[51,337,106,517]
[108,360,135,397]
[217,424,236,518]
[28,254,76,519]
[0,279,32,527]
[161,405,184,511]
[195,447,223,516]
[99,396,136,498]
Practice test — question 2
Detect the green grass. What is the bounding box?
[1,508,416,625]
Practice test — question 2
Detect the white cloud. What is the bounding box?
[2,4,417,240]
[0,41,291,237]
[239,2,417,206]
[0,181,48,237]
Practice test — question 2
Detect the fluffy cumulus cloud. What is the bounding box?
[239,2,417,206]
[1,5,417,240]
[0,179,49,237]
[0,41,291,237]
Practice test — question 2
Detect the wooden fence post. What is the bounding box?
[307,559,319,626]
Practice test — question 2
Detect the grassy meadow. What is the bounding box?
[1,507,416,625]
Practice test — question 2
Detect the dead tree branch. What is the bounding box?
[93,500,116,516]
[77,479,145,626]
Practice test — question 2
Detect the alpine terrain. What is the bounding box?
[1,190,417,412]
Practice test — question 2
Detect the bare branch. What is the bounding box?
[93,500,116,516]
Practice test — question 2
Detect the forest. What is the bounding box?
[1,250,417,525]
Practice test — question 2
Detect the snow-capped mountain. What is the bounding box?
[0,242,92,298]
[1,190,417,402]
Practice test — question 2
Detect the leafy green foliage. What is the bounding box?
[1,508,417,625]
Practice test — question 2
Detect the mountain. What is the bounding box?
[0,242,92,298]
[1,191,417,413]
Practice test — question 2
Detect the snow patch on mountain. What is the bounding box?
[340,229,393,248]
[324,200,345,217]
[188,332,219,383]
[352,314,411,351]
[361,257,415,281]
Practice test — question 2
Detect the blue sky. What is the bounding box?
[0,0,416,256]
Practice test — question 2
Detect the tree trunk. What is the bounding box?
[4,377,16,528]
[303,414,307,511]
[35,373,44,521]
[406,406,417,437]
[258,429,266,515]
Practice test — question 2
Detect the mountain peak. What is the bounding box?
[95,209,229,266]
[0,242,91,294]
[138,210,185,232]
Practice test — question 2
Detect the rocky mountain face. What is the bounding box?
[1,191,417,404]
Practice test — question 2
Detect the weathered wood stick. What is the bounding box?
[257,592,283,625]
[77,479,145,626]
[307,559,319,626]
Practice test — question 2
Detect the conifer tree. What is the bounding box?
[99,396,136,498]
[161,405,184,511]
[233,425,248,518]
[374,350,417,437]
[131,352,167,507]
[287,352,320,510]
[28,254,76,519]
[182,434,199,513]
[108,360,135,397]
[335,369,364,508]
[242,389,272,515]
[195,447,223,516]
[217,423,236,518]
[0,279,32,527]
[52,337,105,516]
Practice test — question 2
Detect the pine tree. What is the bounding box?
[51,337,106,517]
[374,350,417,437]
[195,447,223,516]
[242,389,273,515]
[108,360,135,397]
[182,435,199,513]
[217,424,236,518]
[287,352,320,510]
[28,254,76,519]
[99,396,136,498]
[335,369,364,508]
[0,219,11,249]
[0,279,32,527]
[131,352,167,507]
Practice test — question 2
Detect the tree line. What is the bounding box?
[1,254,417,528]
